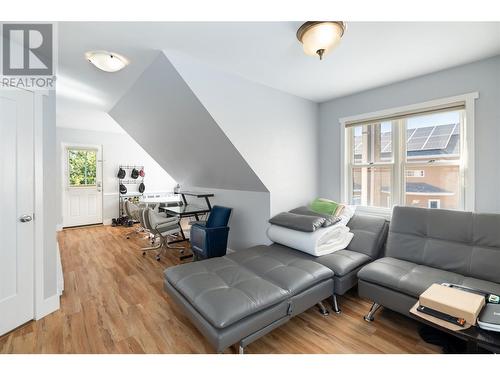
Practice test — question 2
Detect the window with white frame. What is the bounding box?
[342,95,476,212]
[428,199,441,209]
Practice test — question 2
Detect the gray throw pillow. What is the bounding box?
[289,206,341,227]
[269,212,326,232]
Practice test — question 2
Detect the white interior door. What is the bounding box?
[0,88,35,336]
[62,144,103,227]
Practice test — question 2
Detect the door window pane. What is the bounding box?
[352,167,392,208]
[405,165,460,209]
[68,149,97,186]
[406,111,461,162]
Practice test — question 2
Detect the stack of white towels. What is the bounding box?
[266,206,355,257]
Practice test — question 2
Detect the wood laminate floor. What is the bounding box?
[0,225,440,354]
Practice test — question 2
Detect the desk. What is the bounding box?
[175,190,214,210]
[163,191,214,261]
[159,204,211,261]
[141,195,180,205]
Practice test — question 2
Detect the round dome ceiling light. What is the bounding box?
[85,50,129,72]
[296,21,345,60]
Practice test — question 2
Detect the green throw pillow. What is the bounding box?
[310,198,339,215]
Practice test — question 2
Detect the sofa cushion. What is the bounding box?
[357,257,417,291]
[253,244,372,279]
[165,245,333,329]
[358,257,500,298]
[313,250,371,277]
[385,206,500,284]
[346,214,388,258]
[226,245,334,294]
[461,277,500,296]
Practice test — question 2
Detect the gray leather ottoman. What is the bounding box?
[164,245,334,353]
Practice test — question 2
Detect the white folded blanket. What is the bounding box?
[266,223,354,257]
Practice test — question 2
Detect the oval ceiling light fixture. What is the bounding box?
[85,50,129,72]
[296,21,345,60]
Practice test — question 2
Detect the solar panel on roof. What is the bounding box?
[407,127,433,151]
[353,123,459,156]
[422,135,450,150]
[354,136,362,153]
[380,132,392,153]
[431,124,455,135]
[422,124,456,150]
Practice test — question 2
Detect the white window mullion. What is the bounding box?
[399,118,407,206]
[392,120,401,207]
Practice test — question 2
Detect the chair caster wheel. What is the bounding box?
[364,315,374,322]
[126,236,130,239]
[156,256,161,261]
[180,250,184,254]
[142,252,146,256]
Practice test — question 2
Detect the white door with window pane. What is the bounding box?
[0,88,35,336]
[62,145,103,227]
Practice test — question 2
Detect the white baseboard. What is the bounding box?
[56,223,63,231]
[57,243,64,296]
[103,218,113,225]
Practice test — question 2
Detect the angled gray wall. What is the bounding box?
[109,52,267,193]
[167,51,319,215]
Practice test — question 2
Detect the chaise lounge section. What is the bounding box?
[358,206,500,321]
[164,213,388,353]
[164,246,334,353]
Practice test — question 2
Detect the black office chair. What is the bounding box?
[190,205,232,260]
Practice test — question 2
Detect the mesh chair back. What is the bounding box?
[139,208,150,229]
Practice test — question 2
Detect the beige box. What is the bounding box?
[419,284,485,326]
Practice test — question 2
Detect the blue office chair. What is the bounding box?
[190,205,232,260]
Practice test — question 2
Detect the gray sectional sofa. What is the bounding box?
[164,206,500,353]
[164,213,387,353]
[358,206,500,322]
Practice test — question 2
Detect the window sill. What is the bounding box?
[354,205,392,220]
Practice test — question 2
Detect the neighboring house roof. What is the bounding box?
[354,182,452,195]
[405,182,452,194]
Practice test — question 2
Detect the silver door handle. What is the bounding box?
[20,215,33,223]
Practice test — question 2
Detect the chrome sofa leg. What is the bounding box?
[364,302,381,322]
[332,294,341,314]
[238,344,244,354]
[317,302,329,316]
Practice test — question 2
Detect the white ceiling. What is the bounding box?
[57,21,500,123]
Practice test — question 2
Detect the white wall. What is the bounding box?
[318,55,500,213]
[168,51,319,215]
[56,115,177,225]
[189,186,271,250]
[109,53,267,193]
[108,52,319,248]
[40,91,58,302]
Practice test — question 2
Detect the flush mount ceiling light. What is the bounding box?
[85,50,129,72]
[296,21,345,60]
